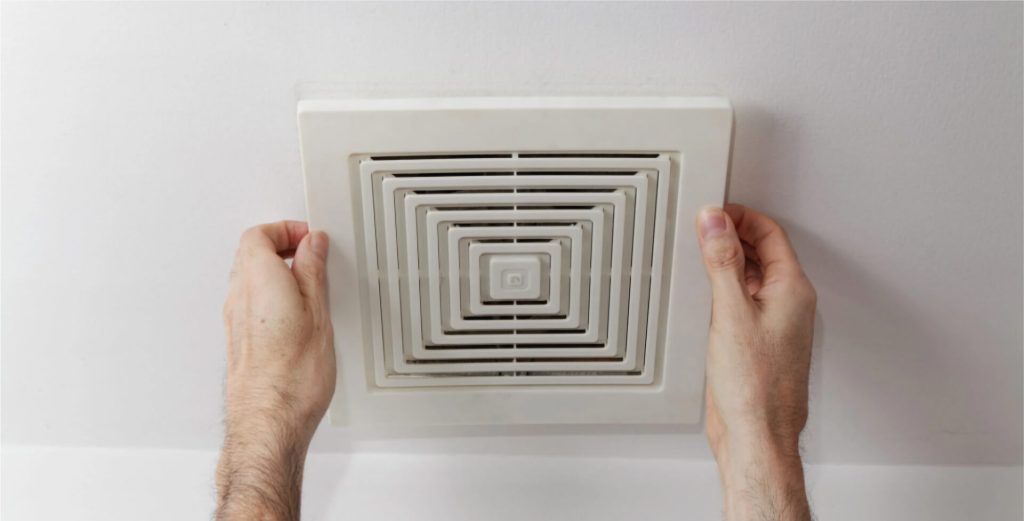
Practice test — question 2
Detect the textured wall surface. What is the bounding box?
[2,3,1022,516]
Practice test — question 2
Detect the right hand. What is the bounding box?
[221,221,335,453]
[696,204,816,520]
[217,221,335,520]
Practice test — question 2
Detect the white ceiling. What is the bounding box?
[2,2,1021,465]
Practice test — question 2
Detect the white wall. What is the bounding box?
[4,447,1023,521]
[2,2,1021,519]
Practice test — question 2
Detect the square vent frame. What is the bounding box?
[299,97,732,426]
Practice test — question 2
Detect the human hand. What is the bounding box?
[217,221,334,520]
[696,204,816,521]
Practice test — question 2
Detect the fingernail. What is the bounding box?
[310,231,329,259]
[699,207,727,239]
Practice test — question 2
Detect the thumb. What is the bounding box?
[696,206,752,313]
[292,230,329,307]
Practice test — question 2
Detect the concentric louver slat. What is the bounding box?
[359,155,672,386]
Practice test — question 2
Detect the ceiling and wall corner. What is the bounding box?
[2,2,1021,520]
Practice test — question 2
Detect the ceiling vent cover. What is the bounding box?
[299,97,732,425]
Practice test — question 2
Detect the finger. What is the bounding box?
[724,204,804,284]
[238,221,310,258]
[229,221,308,297]
[696,206,754,313]
[292,230,329,306]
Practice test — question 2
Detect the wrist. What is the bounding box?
[712,428,809,521]
[714,417,802,455]
[224,382,321,448]
[217,416,310,521]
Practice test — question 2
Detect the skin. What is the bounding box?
[216,204,816,521]
[217,221,333,521]
[697,204,815,521]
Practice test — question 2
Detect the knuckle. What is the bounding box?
[301,264,326,287]
[774,225,794,249]
[803,285,818,308]
[312,264,327,283]
[299,266,321,286]
[705,243,744,271]
[763,214,786,234]
[786,276,817,308]
[240,226,262,244]
[754,209,788,237]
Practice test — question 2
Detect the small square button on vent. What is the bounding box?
[487,254,542,301]
[299,97,732,425]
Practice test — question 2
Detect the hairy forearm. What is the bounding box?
[216,417,309,521]
[714,431,811,521]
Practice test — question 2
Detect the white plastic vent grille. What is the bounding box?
[300,96,732,425]
[360,154,673,387]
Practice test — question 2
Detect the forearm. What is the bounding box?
[216,418,310,521]
[713,430,810,521]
